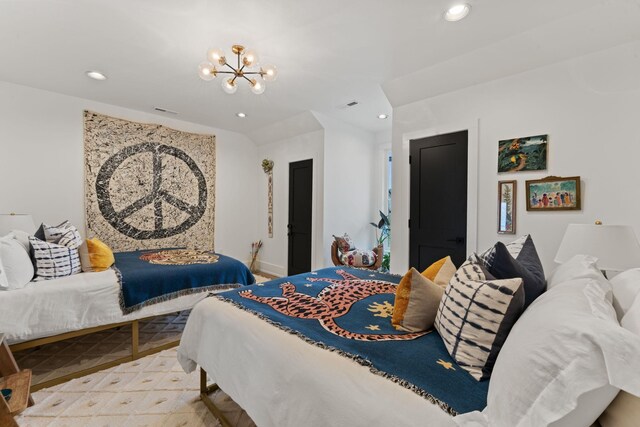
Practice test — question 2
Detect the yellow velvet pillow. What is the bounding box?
[392,256,457,332]
[80,238,115,272]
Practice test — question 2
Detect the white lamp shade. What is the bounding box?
[0,213,36,236]
[555,224,640,271]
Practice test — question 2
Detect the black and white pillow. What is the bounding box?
[30,236,82,280]
[435,256,524,381]
[479,235,546,308]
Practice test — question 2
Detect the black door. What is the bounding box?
[410,131,468,269]
[288,159,313,275]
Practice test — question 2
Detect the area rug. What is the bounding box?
[16,348,256,427]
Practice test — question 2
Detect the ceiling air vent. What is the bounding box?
[154,107,178,115]
[346,101,359,107]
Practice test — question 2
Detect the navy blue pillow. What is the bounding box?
[487,235,546,308]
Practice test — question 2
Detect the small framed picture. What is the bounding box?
[498,180,517,234]
[526,176,581,211]
[498,134,548,173]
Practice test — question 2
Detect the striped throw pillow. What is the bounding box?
[435,256,524,380]
[29,236,82,280]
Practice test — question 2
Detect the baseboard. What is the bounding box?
[255,260,286,277]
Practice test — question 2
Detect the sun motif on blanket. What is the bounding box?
[139,249,219,265]
[239,270,428,341]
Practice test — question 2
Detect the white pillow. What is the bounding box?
[0,235,34,290]
[609,269,640,320]
[546,254,606,289]
[621,292,640,335]
[9,229,31,252]
[459,277,640,427]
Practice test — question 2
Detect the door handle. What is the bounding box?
[446,237,465,244]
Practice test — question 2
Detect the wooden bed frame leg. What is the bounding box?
[199,367,233,427]
[131,320,139,359]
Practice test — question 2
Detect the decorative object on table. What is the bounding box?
[497,180,516,234]
[0,214,36,236]
[498,134,548,172]
[262,159,274,238]
[525,176,580,211]
[84,111,216,251]
[198,44,277,94]
[370,211,391,271]
[555,221,640,277]
[330,239,382,271]
[249,240,263,273]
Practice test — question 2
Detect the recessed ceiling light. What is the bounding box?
[86,70,107,81]
[444,4,470,22]
[378,114,388,119]
[236,112,246,118]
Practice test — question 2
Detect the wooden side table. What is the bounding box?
[0,334,33,425]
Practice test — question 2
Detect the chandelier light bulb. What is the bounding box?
[198,62,217,81]
[221,78,238,94]
[261,64,278,82]
[242,50,259,67]
[250,79,266,94]
[207,48,226,65]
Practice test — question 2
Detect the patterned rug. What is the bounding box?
[16,348,256,427]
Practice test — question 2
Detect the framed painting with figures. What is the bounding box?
[526,176,581,211]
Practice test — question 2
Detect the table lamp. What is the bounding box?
[555,221,640,274]
[0,213,36,236]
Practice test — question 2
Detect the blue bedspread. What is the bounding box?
[216,267,488,415]
[115,249,254,314]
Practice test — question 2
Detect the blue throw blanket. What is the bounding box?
[216,267,488,415]
[115,249,254,314]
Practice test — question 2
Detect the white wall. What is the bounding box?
[256,130,325,276]
[316,113,379,264]
[0,81,259,263]
[390,40,640,275]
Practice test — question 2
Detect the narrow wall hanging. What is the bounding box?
[262,159,274,237]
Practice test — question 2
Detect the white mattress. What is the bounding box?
[178,296,460,427]
[0,269,210,344]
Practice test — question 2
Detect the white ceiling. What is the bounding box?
[0,0,638,138]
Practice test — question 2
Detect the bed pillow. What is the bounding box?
[340,248,376,267]
[599,292,640,427]
[609,268,640,320]
[434,256,524,380]
[0,235,34,290]
[78,238,115,272]
[421,255,457,287]
[547,254,606,289]
[477,277,640,427]
[333,233,355,253]
[392,261,452,333]
[30,236,81,280]
[481,235,545,308]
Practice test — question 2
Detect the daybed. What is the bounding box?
[178,250,640,426]
[1,248,254,390]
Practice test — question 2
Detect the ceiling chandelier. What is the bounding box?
[198,44,278,94]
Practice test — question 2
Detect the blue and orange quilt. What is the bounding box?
[216,266,488,415]
[115,249,254,314]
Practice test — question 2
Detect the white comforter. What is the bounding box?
[0,269,209,343]
[178,296,459,427]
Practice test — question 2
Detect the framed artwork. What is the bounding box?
[526,176,581,211]
[498,134,548,173]
[498,180,516,234]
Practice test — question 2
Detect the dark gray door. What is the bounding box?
[410,131,468,269]
[288,159,313,275]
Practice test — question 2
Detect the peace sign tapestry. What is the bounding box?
[84,111,216,251]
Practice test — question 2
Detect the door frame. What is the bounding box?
[394,119,479,272]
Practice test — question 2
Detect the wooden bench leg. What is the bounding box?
[0,396,19,427]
